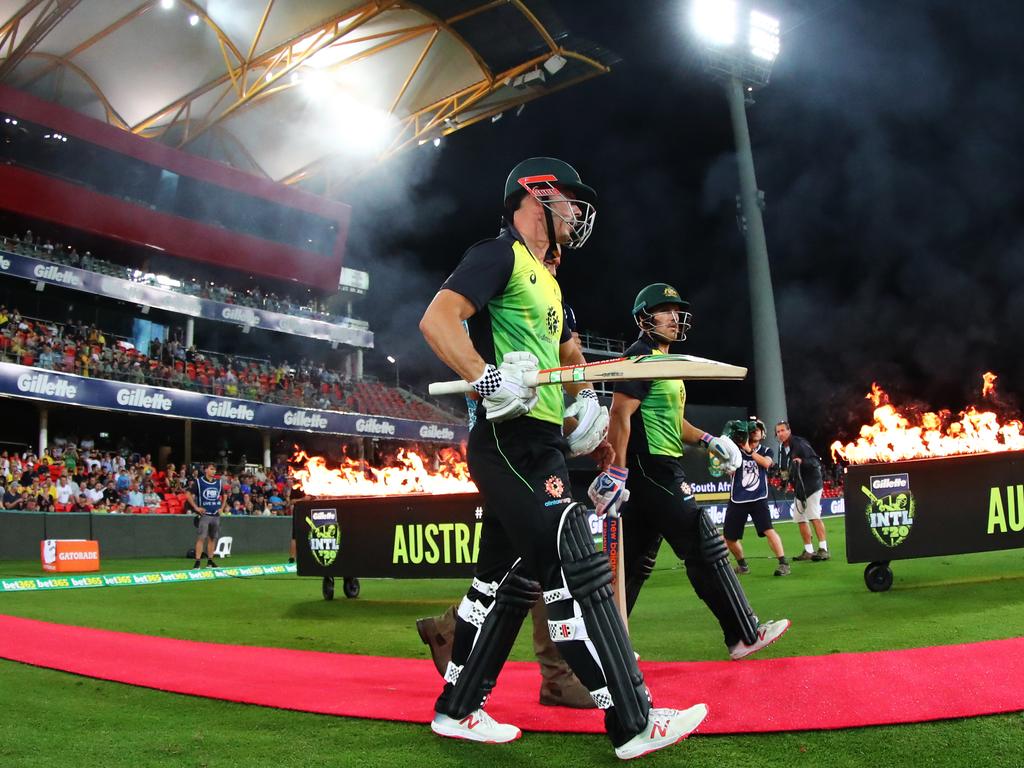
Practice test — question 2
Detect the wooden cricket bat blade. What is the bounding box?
[428,354,746,395]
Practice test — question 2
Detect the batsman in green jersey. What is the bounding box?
[420,159,707,759]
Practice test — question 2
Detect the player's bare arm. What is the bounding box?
[420,289,486,382]
[608,392,640,467]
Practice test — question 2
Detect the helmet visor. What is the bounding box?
[517,174,596,248]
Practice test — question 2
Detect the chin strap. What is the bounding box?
[543,207,560,263]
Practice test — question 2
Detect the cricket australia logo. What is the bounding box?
[862,473,916,548]
[306,508,341,567]
[545,305,559,337]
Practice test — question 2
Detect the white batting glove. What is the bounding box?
[564,389,609,457]
[472,351,539,422]
[701,432,742,473]
[588,465,630,517]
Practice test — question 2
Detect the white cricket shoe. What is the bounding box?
[614,704,708,760]
[728,619,792,660]
[430,709,521,744]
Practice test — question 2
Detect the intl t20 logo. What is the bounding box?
[306,508,341,567]
[862,473,915,548]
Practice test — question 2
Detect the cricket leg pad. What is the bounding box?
[698,511,758,645]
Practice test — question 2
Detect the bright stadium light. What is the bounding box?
[188,13,200,27]
[691,0,737,47]
[749,10,780,61]
[689,0,788,437]
[160,0,173,9]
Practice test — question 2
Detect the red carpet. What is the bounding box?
[1,614,1022,734]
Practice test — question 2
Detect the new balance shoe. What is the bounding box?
[728,619,791,660]
[812,548,831,561]
[614,704,709,760]
[430,709,521,743]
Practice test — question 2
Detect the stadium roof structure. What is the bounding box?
[0,0,616,195]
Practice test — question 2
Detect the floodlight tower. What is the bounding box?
[691,1,788,432]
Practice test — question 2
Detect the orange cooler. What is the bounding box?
[41,539,101,573]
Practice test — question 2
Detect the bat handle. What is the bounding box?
[428,369,543,395]
[428,379,473,395]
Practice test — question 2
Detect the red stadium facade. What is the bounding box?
[0,85,351,290]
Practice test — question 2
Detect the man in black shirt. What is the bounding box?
[776,421,829,561]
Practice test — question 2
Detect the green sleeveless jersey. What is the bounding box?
[442,228,568,426]
[615,339,686,457]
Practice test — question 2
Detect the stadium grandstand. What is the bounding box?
[0,0,617,516]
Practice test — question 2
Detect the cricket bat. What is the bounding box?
[428,353,746,395]
[602,511,628,630]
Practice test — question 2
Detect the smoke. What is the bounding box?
[339,147,459,386]
[694,0,1024,446]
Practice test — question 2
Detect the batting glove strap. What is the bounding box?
[470,364,502,398]
[605,465,628,483]
[700,432,713,448]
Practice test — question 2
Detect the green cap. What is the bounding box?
[632,283,689,316]
[504,157,597,208]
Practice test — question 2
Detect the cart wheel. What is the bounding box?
[864,562,893,592]
[322,576,335,601]
[343,577,360,599]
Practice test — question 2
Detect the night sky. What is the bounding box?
[342,0,1024,452]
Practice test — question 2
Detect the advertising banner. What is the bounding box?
[700,497,845,527]
[1,563,295,592]
[844,451,1024,564]
[295,495,611,580]
[0,362,467,443]
[0,249,373,348]
[40,539,100,572]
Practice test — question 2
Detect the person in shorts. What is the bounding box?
[776,421,829,561]
[723,419,790,576]
[187,463,225,568]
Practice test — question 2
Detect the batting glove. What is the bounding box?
[473,351,539,422]
[564,388,609,457]
[701,432,742,473]
[588,464,630,517]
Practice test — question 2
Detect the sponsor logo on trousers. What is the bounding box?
[16,373,77,399]
[116,387,173,411]
[206,400,255,421]
[419,424,455,440]
[356,417,395,435]
[284,410,328,429]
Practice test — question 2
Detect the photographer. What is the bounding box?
[775,421,829,561]
[723,418,791,576]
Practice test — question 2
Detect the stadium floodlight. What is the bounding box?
[160,0,173,9]
[188,14,200,27]
[691,0,737,47]
[691,0,780,88]
[689,0,788,436]
[386,355,399,387]
[543,54,567,76]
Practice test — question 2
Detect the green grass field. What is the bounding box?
[2,517,1023,767]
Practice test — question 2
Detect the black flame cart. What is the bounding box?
[293,493,484,599]
[844,451,1024,591]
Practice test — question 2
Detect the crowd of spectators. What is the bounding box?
[0,308,462,424]
[0,440,299,515]
[1,230,363,326]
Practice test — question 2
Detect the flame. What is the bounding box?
[983,371,997,398]
[291,447,478,497]
[831,373,1024,464]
